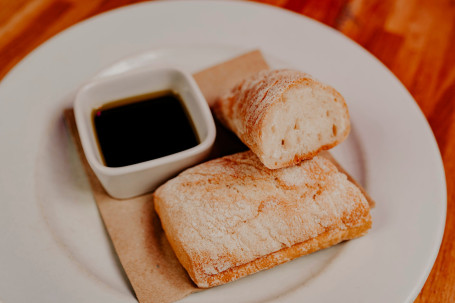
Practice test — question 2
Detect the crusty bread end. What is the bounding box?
[214,69,350,169]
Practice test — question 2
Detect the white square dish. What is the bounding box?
[74,67,216,199]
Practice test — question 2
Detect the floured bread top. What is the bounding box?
[215,69,313,147]
[154,151,370,280]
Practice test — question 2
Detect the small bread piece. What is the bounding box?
[154,151,372,288]
[213,69,350,169]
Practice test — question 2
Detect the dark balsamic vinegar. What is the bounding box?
[93,90,199,167]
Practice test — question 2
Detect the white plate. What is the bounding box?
[0,1,446,303]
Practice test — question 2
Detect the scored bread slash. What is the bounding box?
[213,69,351,169]
[154,151,372,288]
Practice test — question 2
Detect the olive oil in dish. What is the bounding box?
[92,90,199,167]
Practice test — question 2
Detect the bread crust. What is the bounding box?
[213,69,350,169]
[154,151,372,288]
[201,218,371,287]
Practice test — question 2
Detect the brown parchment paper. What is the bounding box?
[64,50,374,303]
[64,50,269,303]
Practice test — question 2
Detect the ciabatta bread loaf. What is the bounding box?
[214,69,350,169]
[154,151,372,288]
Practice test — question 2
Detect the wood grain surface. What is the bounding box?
[0,0,453,301]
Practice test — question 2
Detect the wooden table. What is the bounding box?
[0,0,453,301]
